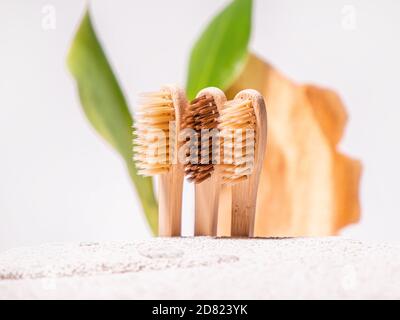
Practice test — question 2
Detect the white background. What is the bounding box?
[1,0,399,251]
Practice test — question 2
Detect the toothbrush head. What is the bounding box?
[133,88,176,176]
[181,95,220,183]
[218,98,256,185]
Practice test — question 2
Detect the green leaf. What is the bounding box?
[67,11,158,235]
[186,0,252,100]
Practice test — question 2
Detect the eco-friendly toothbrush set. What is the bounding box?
[134,85,267,238]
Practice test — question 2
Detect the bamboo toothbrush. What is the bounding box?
[181,87,227,236]
[133,85,186,237]
[218,89,267,237]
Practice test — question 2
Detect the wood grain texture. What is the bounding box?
[216,182,232,236]
[158,85,186,237]
[226,54,362,236]
[230,90,267,237]
[194,87,227,236]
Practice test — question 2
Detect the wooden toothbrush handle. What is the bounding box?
[231,178,258,237]
[216,182,232,237]
[195,174,219,236]
[194,87,228,237]
[158,164,184,237]
[194,168,233,237]
[231,89,268,238]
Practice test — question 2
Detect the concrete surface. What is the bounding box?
[0,237,399,299]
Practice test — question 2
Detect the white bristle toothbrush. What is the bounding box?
[218,89,267,237]
[133,85,187,236]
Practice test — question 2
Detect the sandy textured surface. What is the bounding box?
[0,237,399,299]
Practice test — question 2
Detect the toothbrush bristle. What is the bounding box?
[218,99,256,185]
[181,95,219,184]
[133,90,175,176]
